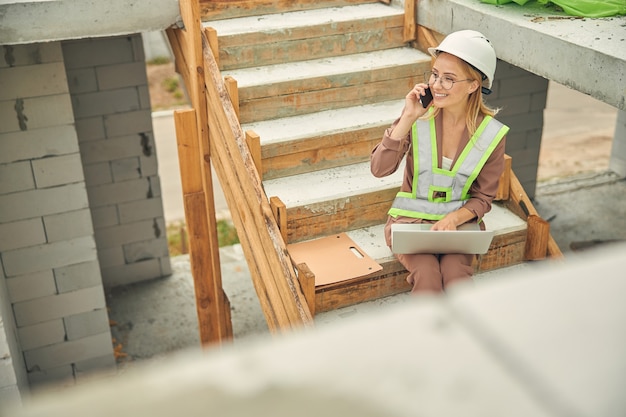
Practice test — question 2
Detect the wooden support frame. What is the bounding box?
[245,130,262,179]
[403,0,416,42]
[168,0,312,334]
[174,108,232,344]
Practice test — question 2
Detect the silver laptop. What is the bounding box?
[391,222,494,255]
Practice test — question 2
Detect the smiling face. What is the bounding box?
[429,52,480,111]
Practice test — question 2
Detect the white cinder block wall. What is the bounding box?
[62,35,172,287]
[0,42,115,390]
[490,60,549,199]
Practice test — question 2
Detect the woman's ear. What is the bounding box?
[468,80,480,95]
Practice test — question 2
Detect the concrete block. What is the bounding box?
[96,246,125,269]
[32,153,85,189]
[0,358,18,387]
[43,209,94,243]
[130,34,146,62]
[5,270,56,303]
[54,260,102,293]
[62,37,134,70]
[24,332,113,372]
[26,364,74,387]
[83,162,113,186]
[499,74,549,98]
[103,109,153,137]
[0,95,74,134]
[0,161,35,195]
[73,354,117,383]
[118,197,165,224]
[500,111,544,135]
[112,157,141,182]
[95,218,165,249]
[74,116,105,142]
[609,110,626,177]
[0,62,68,101]
[13,285,106,327]
[102,258,162,287]
[90,205,119,229]
[0,218,46,252]
[0,43,63,69]
[123,238,169,264]
[64,309,110,341]
[17,320,65,351]
[159,256,172,277]
[97,62,147,90]
[490,95,531,117]
[0,125,79,163]
[140,153,158,177]
[87,177,159,208]
[0,182,89,223]
[80,136,143,164]
[71,88,141,119]
[2,235,97,278]
[138,85,151,110]
[65,68,98,95]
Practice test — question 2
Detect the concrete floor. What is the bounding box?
[105,82,624,369]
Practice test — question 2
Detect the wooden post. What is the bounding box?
[245,130,262,179]
[525,215,550,260]
[404,0,416,42]
[224,75,239,119]
[496,154,512,201]
[174,108,232,345]
[270,196,288,243]
[295,263,316,317]
[205,27,219,68]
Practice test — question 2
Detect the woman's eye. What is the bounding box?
[443,77,455,83]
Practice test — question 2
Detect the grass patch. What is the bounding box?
[167,219,240,256]
[147,56,171,65]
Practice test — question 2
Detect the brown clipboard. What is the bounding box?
[287,233,382,286]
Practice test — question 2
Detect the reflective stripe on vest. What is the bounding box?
[388,115,509,221]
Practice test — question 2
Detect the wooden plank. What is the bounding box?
[174,109,232,344]
[199,0,382,24]
[285,189,399,243]
[205,27,219,68]
[199,30,313,331]
[239,76,421,124]
[219,27,406,71]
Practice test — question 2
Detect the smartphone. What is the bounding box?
[421,87,433,108]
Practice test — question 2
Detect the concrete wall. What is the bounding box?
[62,35,172,287]
[490,61,549,199]
[0,42,115,387]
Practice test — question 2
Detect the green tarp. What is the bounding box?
[480,0,626,18]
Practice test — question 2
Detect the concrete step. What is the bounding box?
[206,3,406,71]
[263,161,403,243]
[201,0,380,21]
[297,204,528,312]
[242,100,405,180]
[229,47,430,123]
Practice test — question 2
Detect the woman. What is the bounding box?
[370,30,509,293]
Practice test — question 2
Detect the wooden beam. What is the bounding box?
[524,214,550,260]
[174,108,232,344]
[204,27,219,68]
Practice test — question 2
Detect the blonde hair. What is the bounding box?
[424,60,500,136]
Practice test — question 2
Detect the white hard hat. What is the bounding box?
[428,30,497,94]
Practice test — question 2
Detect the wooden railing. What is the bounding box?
[166,0,313,345]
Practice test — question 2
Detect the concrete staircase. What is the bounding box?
[204,1,528,313]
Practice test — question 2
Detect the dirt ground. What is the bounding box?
[146,63,617,182]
